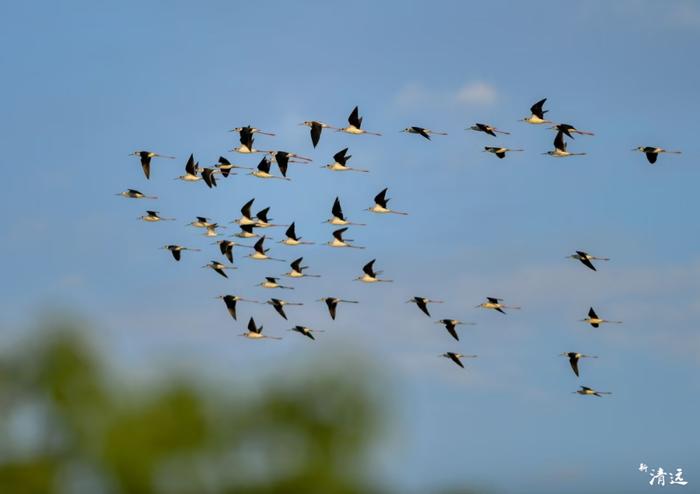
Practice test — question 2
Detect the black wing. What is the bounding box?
[290,257,303,272]
[185,154,197,175]
[332,228,347,241]
[569,355,580,377]
[171,249,181,261]
[445,323,459,341]
[362,259,376,276]
[413,127,430,140]
[578,257,597,271]
[275,152,289,177]
[415,298,430,317]
[241,198,255,218]
[253,236,266,254]
[530,98,547,119]
[223,243,233,263]
[285,222,297,240]
[333,148,349,165]
[558,124,575,139]
[256,207,270,223]
[239,127,254,147]
[374,188,389,208]
[325,299,338,320]
[332,197,345,220]
[271,300,287,320]
[257,157,271,173]
[348,106,362,128]
[248,317,259,333]
[588,307,598,319]
[646,152,657,164]
[448,353,464,368]
[141,158,151,179]
[553,131,566,151]
[202,168,216,188]
[310,122,322,147]
[223,295,238,320]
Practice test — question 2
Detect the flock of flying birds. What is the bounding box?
[119,99,681,398]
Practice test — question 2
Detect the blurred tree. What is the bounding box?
[0,326,386,494]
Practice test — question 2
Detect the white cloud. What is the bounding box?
[667,2,700,29]
[394,81,498,109]
[455,81,498,105]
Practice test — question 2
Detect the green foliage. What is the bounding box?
[0,327,385,494]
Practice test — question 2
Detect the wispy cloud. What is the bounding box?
[667,2,700,29]
[455,81,498,105]
[395,81,498,110]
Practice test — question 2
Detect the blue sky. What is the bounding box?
[2,1,700,492]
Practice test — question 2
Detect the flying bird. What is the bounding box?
[521,98,551,124]
[326,227,364,249]
[230,125,275,136]
[254,207,287,229]
[318,297,358,320]
[568,251,609,271]
[337,106,381,136]
[549,123,594,138]
[561,352,598,377]
[138,210,174,222]
[268,150,312,178]
[234,223,263,239]
[289,325,323,340]
[258,276,294,289]
[250,156,290,180]
[201,167,220,188]
[441,352,477,369]
[484,146,524,159]
[574,386,611,397]
[280,222,314,246]
[234,198,258,226]
[213,156,252,177]
[435,319,476,341]
[231,127,269,154]
[116,189,157,199]
[367,188,408,215]
[160,244,200,261]
[129,150,174,179]
[322,148,369,172]
[212,239,251,263]
[174,154,201,182]
[202,260,236,278]
[633,146,681,164]
[284,257,320,278]
[240,317,282,340]
[543,131,586,157]
[249,236,285,262]
[355,259,392,283]
[476,297,520,314]
[468,123,510,137]
[203,223,225,238]
[406,297,443,317]
[215,294,260,320]
[300,120,337,147]
[325,197,366,226]
[400,126,447,140]
[187,216,213,228]
[266,298,303,320]
[581,307,622,328]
